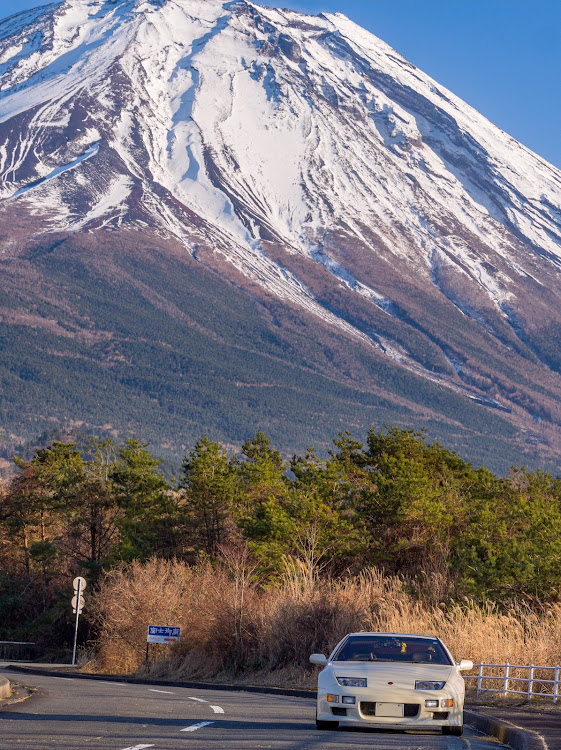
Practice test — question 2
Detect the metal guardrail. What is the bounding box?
[0,641,36,661]
[465,662,561,702]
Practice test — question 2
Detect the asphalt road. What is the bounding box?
[0,668,509,750]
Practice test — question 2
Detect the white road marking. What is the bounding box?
[187,696,208,702]
[148,689,175,694]
[99,681,126,686]
[180,721,214,732]
[120,745,154,750]
[210,705,224,714]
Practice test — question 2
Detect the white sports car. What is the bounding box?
[310,632,473,736]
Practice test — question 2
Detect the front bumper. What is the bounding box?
[317,689,463,728]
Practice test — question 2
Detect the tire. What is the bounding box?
[316,719,339,730]
[442,725,463,736]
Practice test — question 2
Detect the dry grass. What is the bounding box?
[89,558,561,691]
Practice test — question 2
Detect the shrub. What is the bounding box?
[90,558,561,685]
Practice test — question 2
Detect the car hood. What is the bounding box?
[331,662,454,688]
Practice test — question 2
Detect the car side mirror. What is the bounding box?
[457,659,474,671]
[310,653,328,666]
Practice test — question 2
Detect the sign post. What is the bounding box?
[71,576,87,667]
[146,625,181,662]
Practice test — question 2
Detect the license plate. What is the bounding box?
[375,703,404,717]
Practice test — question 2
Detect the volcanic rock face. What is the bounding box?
[1,0,561,470]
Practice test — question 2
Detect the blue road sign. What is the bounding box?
[147,625,181,644]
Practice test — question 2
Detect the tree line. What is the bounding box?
[1,426,561,651]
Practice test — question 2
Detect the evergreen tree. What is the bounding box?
[111,439,173,561]
[180,436,239,556]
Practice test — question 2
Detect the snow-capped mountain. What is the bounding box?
[1,0,561,469]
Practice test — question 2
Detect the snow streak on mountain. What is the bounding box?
[1,0,561,468]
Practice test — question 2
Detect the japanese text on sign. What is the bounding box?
[147,625,181,644]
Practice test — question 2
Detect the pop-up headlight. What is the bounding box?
[336,677,367,688]
[415,680,446,690]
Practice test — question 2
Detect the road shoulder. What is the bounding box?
[465,708,547,750]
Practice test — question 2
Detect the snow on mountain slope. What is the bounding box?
[1,0,561,419]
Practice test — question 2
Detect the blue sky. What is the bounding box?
[1,0,560,168]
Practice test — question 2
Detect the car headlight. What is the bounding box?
[336,677,367,688]
[415,680,446,690]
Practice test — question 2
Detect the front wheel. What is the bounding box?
[442,725,463,736]
[316,719,339,730]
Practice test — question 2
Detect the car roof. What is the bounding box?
[345,632,440,639]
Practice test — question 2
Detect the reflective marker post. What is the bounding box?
[71,576,87,667]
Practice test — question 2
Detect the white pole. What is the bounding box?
[477,664,484,695]
[555,666,560,704]
[528,665,534,700]
[503,663,510,697]
[71,578,82,667]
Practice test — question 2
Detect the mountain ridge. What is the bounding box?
[1,0,561,472]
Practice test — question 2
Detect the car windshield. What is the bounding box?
[332,635,453,665]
